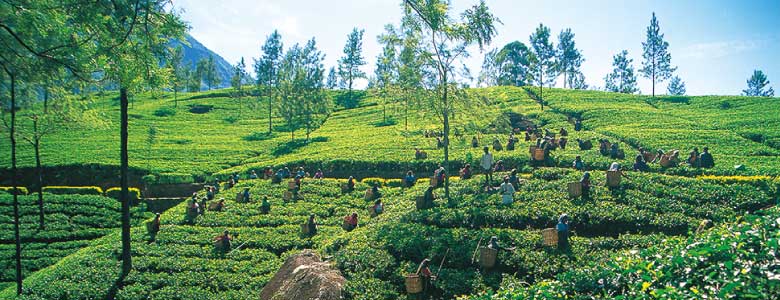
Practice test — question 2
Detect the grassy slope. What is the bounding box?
[3,87,778,181]
[2,171,775,299]
[0,194,149,289]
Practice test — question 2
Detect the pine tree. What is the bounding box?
[326,67,338,89]
[255,30,283,133]
[742,70,775,97]
[640,12,676,97]
[529,24,556,101]
[556,28,583,89]
[569,71,588,90]
[337,28,367,106]
[605,50,639,94]
[204,55,220,90]
[667,76,686,95]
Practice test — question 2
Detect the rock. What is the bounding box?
[260,250,346,300]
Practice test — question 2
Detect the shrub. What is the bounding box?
[105,187,141,204]
[386,179,403,188]
[142,174,158,185]
[42,186,103,195]
[361,177,386,187]
[153,107,176,117]
[0,186,28,195]
[157,173,194,185]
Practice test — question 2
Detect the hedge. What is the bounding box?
[105,187,141,203]
[0,186,28,195]
[361,177,386,187]
[42,186,103,195]
[156,173,194,185]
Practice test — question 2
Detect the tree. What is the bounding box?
[667,75,686,95]
[497,41,531,86]
[569,71,588,90]
[337,28,367,106]
[255,30,283,133]
[185,67,199,92]
[326,67,338,89]
[404,0,499,202]
[375,26,400,123]
[203,55,220,90]
[167,45,186,107]
[557,28,583,89]
[276,45,303,141]
[639,12,676,97]
[91,0,186,282]
[742,70,775,97]
[604,50,639,94]
[231,57,247,116]
[397,22,424,131]
[299,39,328,142]
[529,23,556,101]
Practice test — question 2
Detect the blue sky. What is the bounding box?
[173,0,780,95]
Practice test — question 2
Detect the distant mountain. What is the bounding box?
[170,34,235,89]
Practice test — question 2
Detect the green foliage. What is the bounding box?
[153,107,176,117]
[742,69,775,97]
[41,186,103,195]
[639,12,676,96]
[0,187,28,195]
[604,50,639,94]
[105,187,141,202]
[156,173,194,185]
[667,75,686,95]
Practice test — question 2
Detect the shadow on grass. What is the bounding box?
[272,137,328,156]
[243,132,276,142]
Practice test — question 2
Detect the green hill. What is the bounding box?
[1,87,779,299]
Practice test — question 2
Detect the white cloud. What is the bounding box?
[680,38,774,60]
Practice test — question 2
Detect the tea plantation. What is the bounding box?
[0,194,150,292]
[1,86,779,299]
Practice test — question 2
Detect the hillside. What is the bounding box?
[2,86,779,185]
[170,34,236,89]
[1,87,779,299]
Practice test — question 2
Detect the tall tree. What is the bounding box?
[167,45,186,107]
[604,50,639,94]
[397,22,424,131]
[194,58,207,91]
[337,28,367,106]
[639,12,676,97]
[276,44,303,141]
[255,30,283,133]
[667,75,686,95]
[404,0,499,202]
[299,39,328,142]
[204,55,220,90]
[326,67,338,89]
[529,24,556,102]
[556,28,583,89]
[375,26,400,122]
[231,57,247,115]
[497,41,531,86]
[742,70,775,97]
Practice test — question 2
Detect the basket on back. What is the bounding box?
[606,171,621,187]
[533,148,546,161]
[567,182,582,197]
[235,192,243,202]
[541,228,558,247]
[479,247,497,268]
[405,274,423,294]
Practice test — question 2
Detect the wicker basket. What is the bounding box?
[606,171,621,187]
[301,223,311,235]
[208,202,220,211]
[480,247,498,268]
[533,148,546,161]
[283,191,293,201]
[288,181,298,190]
[364,189,373,200]
[567,182,582,197]
[430,176,438,188]
[235,192,243,202]
[405,274,423,294]
[660,155,672,168]
[542,228,558,247]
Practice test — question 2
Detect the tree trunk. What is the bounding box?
[652,64,656,98]
[119,87,132,278]
[268,85,273,133]
[34,123,44,229]
[404,92,408,131]
[442,71,451,203]
[9,73,23,295]
[43,89,49,114]
[539,72,544,110]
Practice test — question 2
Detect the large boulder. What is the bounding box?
[260,250,346,300]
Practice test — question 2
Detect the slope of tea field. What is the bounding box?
[3,171,776,299]
[2,87,779,184]
[0,194,150,291]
